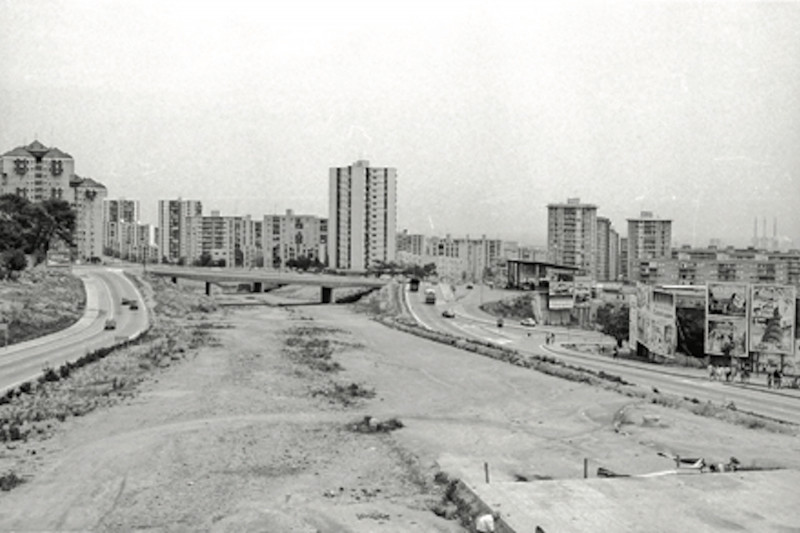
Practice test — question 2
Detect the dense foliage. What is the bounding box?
[0,194,75,277]
[595,302,630,347]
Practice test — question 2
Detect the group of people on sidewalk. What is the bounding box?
[708,364,750,383]
[544,332,556,345]
[707,364,793,389]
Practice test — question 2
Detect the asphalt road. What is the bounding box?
[0,267,149,394]
[406,282,800,426]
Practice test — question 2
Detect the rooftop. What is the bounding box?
[2,140,73,159]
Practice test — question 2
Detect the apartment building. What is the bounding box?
[1,140,107,261]
[397,230,425,257]
[103,199,140,256]
[186,211,257,268]
[158,199,202,264]
[71,176,107,261]
[328,160,397,271]
[627,211,672,282]
[629,247,800,287]
[396,234,503,282]
[547,198,598,276]
[263,209,327,268]
[0,140,74,202]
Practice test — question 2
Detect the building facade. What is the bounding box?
[103,199,140,257]
[263,209,327,269]
[547,198,598,276]
[158,199,202,264]
[328,160,397,271]
[186,211,257,268]
[626,211,672,282]
[71,176,107,261]
[1,140,74,202]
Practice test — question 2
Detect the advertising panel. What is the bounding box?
[649,316,677,358]
[574,276,592,307]
[749,284,796,355]
[705,282,749,358]
[706,317,748,357]
[652,289,676,320]
[548,273,574,310]
[628,294,638,347]
[707,283,748,317]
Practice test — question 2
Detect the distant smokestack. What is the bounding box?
[773,217,777,238]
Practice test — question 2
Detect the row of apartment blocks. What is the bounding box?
[547,197,800,288]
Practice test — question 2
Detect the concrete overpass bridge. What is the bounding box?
[148,267,388,303]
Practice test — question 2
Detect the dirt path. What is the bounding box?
[1,304,798,531]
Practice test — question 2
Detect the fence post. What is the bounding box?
[484,462,490,484]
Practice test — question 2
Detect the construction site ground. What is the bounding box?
[1,302,799,531]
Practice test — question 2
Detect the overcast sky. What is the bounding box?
[2,0,799,248]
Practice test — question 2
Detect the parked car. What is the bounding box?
[104,318,117,330]
[520,318,537,327]
[441,309,456,318]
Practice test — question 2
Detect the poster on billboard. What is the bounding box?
[652,289,676,320]
[707,283,748,318]
[705,282,750,358]
[548,273,574,310]
[749,284,796,355]
[706,317,748,357]
[649,316,677,358]
[574,277,592,306]
[628,294,638,347]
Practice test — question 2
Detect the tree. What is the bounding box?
[1,249,27,279]
[595,303,629,347]
[0,194,75,266]
[194,252,213,267]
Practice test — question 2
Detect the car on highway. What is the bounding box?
[129,302,139,310]
[520,318,537,327]
[121,298,133,306]
[496,317,504,328]
[441,309,456,318]
[466,284,473,289]
[104,318,117,330]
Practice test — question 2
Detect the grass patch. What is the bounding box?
[0,268,85,346]
[312,382,376,406]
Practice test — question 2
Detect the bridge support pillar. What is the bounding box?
[321,286,333,304]
[253,281,263,293]
[171,276,178,284]
[205,281,211,296]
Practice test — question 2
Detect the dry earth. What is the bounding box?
[1,300,799,532]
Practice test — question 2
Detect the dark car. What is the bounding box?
[442,309,456,318]
[129,302,139,310]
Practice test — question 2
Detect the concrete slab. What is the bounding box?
[469,469,800,533]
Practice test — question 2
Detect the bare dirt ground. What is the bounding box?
[1,300,799,531]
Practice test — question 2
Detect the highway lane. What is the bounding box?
[406,282,800,425]
[0,267,149,394]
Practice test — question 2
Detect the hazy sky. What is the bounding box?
[2,0,799,247]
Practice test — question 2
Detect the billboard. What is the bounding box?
[706,317,748,357]
[705,283,749,358]
[749,284,796,355]
[548,273,574,310]
[628,294,638,347]
[634,284,677,358]
[574,277,592,307]
[652,289,676,320]
[649,316,677,358]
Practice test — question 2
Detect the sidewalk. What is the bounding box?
[547,343,800,400]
